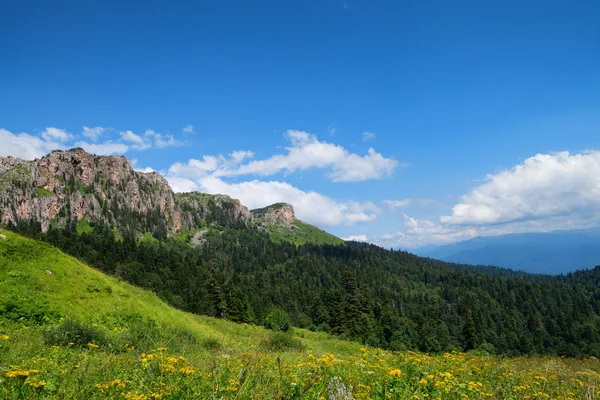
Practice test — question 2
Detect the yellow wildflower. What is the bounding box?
[124,393,148,400]
[388,369,402,377]
[27,378,46,389]
[159,363,176,373]
[179,367,195,375]
[6,370,30,379]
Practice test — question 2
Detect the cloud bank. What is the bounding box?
[164,130,399,227]
[370,151,600,249]
[211,130,400,182]
[0,126,186,158]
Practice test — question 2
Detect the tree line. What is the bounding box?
[11,219,600,357]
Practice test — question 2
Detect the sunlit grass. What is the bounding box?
[1,231,599,399]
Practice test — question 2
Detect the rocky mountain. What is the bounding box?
[251,202,343,246]
[251,202,296,226]
[177,192,252,230]
[0,148,250,238]
[0,148,341,245]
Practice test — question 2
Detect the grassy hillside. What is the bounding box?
[1,231,599,399]
[251,203,344,246]
[264,218,345,246]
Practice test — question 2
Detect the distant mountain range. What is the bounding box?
[416,228,600,275]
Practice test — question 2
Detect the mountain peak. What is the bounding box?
[0,150,261,237]
[0,150,179,235]
[0,150,343,246]
[251,202,295,225]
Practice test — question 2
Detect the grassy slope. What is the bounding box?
[1,231,599,399]
[264,219,345,246]
[0,230,220,339]
[251,203,344,246]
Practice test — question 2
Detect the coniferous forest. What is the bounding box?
[12,220,600,358]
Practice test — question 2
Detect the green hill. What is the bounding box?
[0,230,220,339]
[260,218,344,246]
[9,220,600,359]
[1,231,600,399]
[251,203,344,246]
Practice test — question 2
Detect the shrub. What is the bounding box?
[265,308,291,332]
[201,337,222,350]
[475,342,496,355]
[294,312,312,329]
[115,316,198,353]
[0,294,56,323]
[44,319,108,348]
[261,332,305,352]
[119,317,161,350]
[315,322,330,332]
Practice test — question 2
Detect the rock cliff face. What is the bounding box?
[177,192,252,229]
[251,203,296,226]
[0,148,252,237]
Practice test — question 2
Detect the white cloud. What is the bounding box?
[120,129,184,150]
[166,177,200,192]
[229,150,255,164]
[362,131,376,142]
[372,150,600,249]
[402,214,480,246]
[441,151,600,226]
[145,129,184,148]
[2,125,185,160]
[192,176,379,226]
[385,199,413,210]
[380,153,600,248]
[385,198,446,212]
[0,128,63,159]
[162,130,393,227]
[120,130,151,150]
[376,148,600,248]
[82,126,107,141]
[168,156,220,179]
[130,159,156,173]
[183,125,195,134]
[372,214,487,249]
[377,200,600,250]
[167,151,257,180]
[342,235,368,242]
[75,141,129,156]
[214,130,399,182]
[41,127,71,142]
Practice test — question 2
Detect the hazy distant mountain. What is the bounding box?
[416,228,600,275]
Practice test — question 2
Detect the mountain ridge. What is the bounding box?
[418,228,600,274]
[0,148,341,245]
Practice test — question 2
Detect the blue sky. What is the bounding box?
[2,0,600,248]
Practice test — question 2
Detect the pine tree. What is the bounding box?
[462,306,478,351]
[342,269,361,337]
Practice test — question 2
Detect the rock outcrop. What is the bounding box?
[0,148,251,236]
[177,192,252,229]
[251,203,296,226]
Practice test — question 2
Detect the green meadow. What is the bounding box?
[1,231,599,399]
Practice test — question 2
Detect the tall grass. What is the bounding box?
[1,231,599,399]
